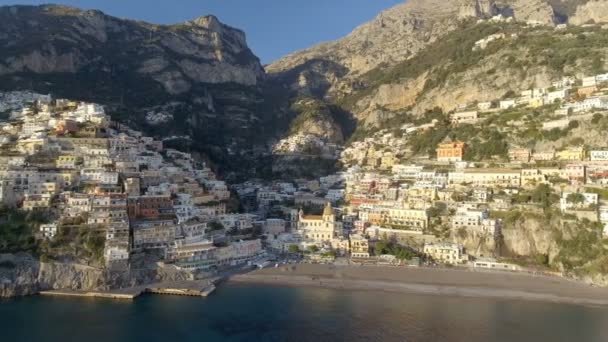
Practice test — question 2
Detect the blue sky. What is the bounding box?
[0,0,404,63]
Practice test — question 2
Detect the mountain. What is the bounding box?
[267,0,557,96]
[2,1,608,179]
[267,0,608,134]
[0,4,272,178]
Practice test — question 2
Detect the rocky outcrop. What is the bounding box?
[0,253,193,298]
[569,0,608,24]
[0,5,263,89]
[500,216,560,259]
[505,0,556,25]
[0,254,40,297]
[268,0,497,77]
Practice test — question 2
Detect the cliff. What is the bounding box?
[0,253,193,298]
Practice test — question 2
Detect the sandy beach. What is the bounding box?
[230,264,608,306]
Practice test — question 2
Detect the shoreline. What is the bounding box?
[229,264,608,307]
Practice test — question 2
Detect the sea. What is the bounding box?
[2,283,608,342]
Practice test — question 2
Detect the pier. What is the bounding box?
[38,278,220,300]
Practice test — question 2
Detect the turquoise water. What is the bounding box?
[2,284,608,342]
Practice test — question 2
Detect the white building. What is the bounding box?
[472,258,521,271]
[583,76,598,87]
[451,111,478,125]
[451,206,501,236]
[104,245,130,262]
[546,89,569,103]
[80,168,119,185]
[590,150,608,161]
[477,102,493,111]
[40,223,58,239]
[424,242,467,265]
[325,189,345,203]
[499,99,516,109]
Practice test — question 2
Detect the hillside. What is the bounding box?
[0,4,273,179]
[267,0,608,138]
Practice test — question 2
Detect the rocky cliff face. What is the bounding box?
[0,253,193,298]
[569,0,608,24]
[0,5,264,91]
[268,0,496,77]
[267,0,566,98]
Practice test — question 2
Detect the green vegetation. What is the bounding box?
[515,26,608,74]
[0,207,50,253]
[553,220,606,274]
[288,98,356,139]
[208,221,225,231]
[38,225,106,264]
[584,187,608,200]
[321,250,337,258]
[0,110,10,120]
[450,125,509,161]
[374,240,417,260]
[339,21,517,109]
[288,244,301,254]
[511,184,560,211]
[307,245,320,253]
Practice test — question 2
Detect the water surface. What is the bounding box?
[2,284,608,341]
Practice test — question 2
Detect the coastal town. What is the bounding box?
[2,67,608,283]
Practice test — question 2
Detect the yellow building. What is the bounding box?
[380,152,395,170]
[22,194,52,210]
[556,147,585,161]
[56,155,81,169]
[383,208,428,230]
[527,97,545,108]
[298,203,342,243]
[350,234,370,258]
[520,169,547,187]
[16,138,46,155]
[406,187,438,202]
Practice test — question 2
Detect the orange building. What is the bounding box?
[577,86,598,98]
[436,141,465,162]
[127,196,174,220]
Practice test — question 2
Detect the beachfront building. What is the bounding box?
[472,258,521,271]
[350,234,370,258]
[297,202,343,243]
[423,242,467,265]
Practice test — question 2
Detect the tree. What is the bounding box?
[374,241,388,256]
[208,221,224,231]
[288,245,301,254]
[592,113,603,124]
[530,184,558,210]
[566,193,585,205]
[308,245,319,253]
